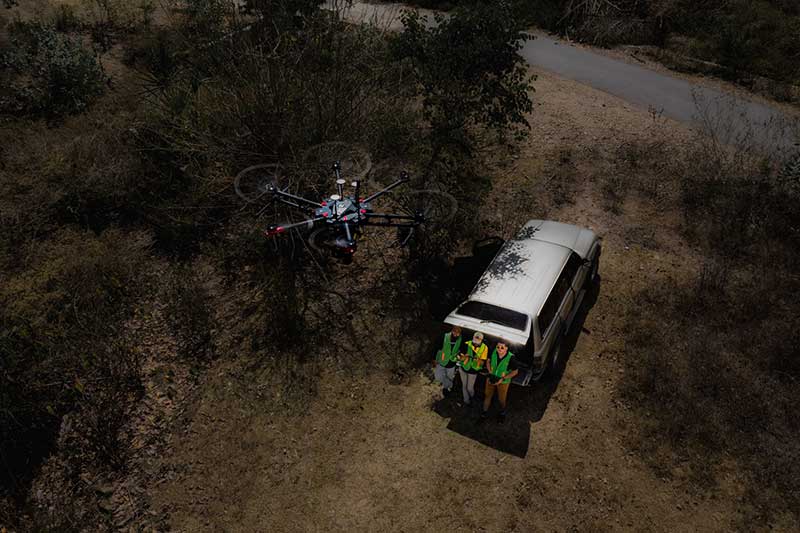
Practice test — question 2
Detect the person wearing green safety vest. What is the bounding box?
[433,325,462,396]
[458,331,488,406]
[482,342,518,422]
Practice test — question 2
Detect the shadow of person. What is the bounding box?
[430,276,602,458]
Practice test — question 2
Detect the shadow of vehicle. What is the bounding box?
[430,271,602,458]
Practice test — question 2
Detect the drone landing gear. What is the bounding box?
[397,226,415,247]
[309,227,357,263]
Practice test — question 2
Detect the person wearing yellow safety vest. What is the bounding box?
[458,331,488,406]
[481,342,518,422]
[433,325,462,397]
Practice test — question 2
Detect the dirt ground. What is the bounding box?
[142,69,769,532]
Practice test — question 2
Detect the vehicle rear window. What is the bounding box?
[456,301,528,331]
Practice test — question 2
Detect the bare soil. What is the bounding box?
[145,70,764,532]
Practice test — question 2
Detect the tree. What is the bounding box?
[392,0,534,165]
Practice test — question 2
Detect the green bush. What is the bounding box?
[0,21,107,118]
[392,1,533,152]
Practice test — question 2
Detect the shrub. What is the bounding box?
[389,0,533,245]
[617,119,800,521]
[623,264,800,522]
[52,4,83,33]
[163,264,215,360]
[392,2,533,154]
[0,228,151,500]
[0,21,107,118]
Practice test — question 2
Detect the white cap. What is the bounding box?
[330,194,341,201]
[336,179,346,185]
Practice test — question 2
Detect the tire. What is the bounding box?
[544,334,563,380]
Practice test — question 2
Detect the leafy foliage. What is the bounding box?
[392,1,533,151]
[0,21,107,118]
[613,122,800,521]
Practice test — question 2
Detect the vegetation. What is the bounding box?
[598,111,800,523]
[0,21,107,118]
[0,228,151,525]
[2,0,797,529]
[0,0,532,529]
[406,0,800,101]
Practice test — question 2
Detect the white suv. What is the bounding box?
[443,220,601,384]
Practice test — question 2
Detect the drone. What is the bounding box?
[234,143,457,262]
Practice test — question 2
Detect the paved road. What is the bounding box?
[331,1,797,151]
[520,35,795,150]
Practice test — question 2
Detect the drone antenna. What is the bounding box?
[336,178,345,198]
[352,180,361,210]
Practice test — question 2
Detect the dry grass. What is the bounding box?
[605,114,800,523]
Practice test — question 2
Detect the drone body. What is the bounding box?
[234,145,457,262]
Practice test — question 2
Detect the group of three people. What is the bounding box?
[434,325,518,420]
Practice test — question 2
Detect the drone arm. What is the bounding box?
[264,216,325,237]
[361,213,418,228]
[271,188,323,209]
[363,172,410,203]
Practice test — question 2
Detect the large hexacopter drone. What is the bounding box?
[234,143,458,262]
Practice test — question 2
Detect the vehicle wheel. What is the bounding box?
[551,335,563,370]
[543,334,564,381]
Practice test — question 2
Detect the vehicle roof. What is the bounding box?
[465,220,584,317]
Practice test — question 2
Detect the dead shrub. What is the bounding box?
[623,263,800,522]
[163,264,215,360]
[0,228,151,502]
[619,99,800,521]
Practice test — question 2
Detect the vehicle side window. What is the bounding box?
[564,252,583,285]
[538,259,574,334]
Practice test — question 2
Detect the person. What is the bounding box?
[458,331,488,406]
[433,326,462,396]
[482,342,518,422]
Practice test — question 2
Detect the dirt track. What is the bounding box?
[145,70,770,532]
